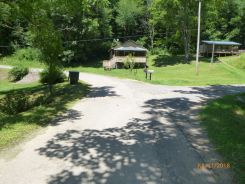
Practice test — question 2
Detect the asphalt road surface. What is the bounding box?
[1,72,245,184]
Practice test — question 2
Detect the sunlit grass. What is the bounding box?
[200,93,245,184]
[0,56,45,69]
[221,53,245,70]
[1,53,245,86]
[66,55,245,86]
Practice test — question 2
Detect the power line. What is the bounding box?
[64,34,147,43]
[0,28,200,47]
[64,29,199,43]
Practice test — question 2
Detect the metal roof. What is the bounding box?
[202,40,241,46]
[113,40,148,52]
[114,46,147,52]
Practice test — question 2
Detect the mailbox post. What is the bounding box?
[144,69,154,80]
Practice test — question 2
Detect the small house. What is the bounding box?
[103,40,147,69]
[200,40,241,57]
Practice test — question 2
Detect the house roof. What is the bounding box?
[202,40,241,46]
[113,40,148,52]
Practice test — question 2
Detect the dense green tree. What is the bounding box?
[0,1,23,54]
[203,0,241,41]
[116,0,143,36]
[0,0,244,63]
[19,0,63,93]
[150,0,198,61]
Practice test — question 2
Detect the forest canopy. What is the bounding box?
[0,0,244,64]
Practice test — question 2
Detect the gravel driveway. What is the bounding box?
[1,72,245,184]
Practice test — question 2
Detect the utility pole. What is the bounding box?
[196,0,202,75]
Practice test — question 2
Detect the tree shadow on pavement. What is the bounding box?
[87,86,119,98]
[37,116,217,183]
[145,85,245,155]
[38,119,174,184]
[36,85,245,184]
[143,97,209,153]
[173,85,245,100]
[140,85,245,183]
[50,109,83,126]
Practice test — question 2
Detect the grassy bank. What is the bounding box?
[1,53,245,86]
[0,69,90,149]
[221,54,245,70]
[0,56,45,69]
[200,93,245,184]
[0,68,38,91]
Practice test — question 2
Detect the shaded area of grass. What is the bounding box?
[153,55,187,67]
[200,93,245,184]
[0,81,90,150]
[149,54,220,67]
[64,59,103,68]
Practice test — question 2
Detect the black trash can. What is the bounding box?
[69,71,79,84]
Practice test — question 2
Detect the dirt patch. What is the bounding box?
[16,70,39,84]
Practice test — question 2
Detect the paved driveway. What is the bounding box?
[1,72,245,184]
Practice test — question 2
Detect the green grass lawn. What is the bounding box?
[66,54,245,86]
[0,69,90,150]
[221,54,245,70]
[0,56,45,68]
[1,53,245,86]
[0,68,38,92]
[200,93,245,184]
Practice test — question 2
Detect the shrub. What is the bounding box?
[151,47,170,55]
[32,95,53,106]
[8,66,29,82]
[40,67,66,85]
[14,48,41,61]
[123,60,130,69]
[123,55,135,71]
[0,93,30,115]
[0,92,55,115]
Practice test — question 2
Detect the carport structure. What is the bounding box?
[200,40,241,62]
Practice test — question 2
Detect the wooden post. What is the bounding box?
[211,43,215,63]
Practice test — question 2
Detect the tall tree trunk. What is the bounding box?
[183,30,190,62]
[180,1,191,63]
[48,84,53,95]
[150,25,155,50]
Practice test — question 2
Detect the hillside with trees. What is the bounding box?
[0,0,244,64]
[0,1,245,183]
